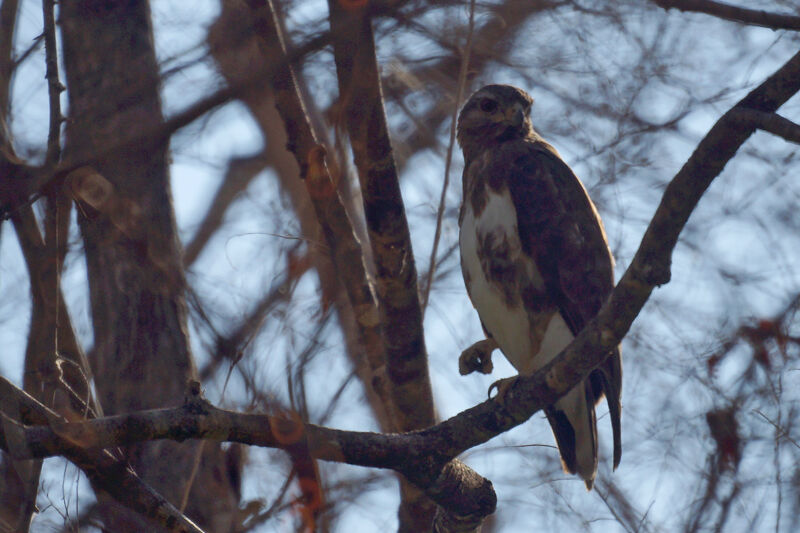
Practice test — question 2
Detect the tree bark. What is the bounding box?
[327,3,439,527]
[59,1,240,530]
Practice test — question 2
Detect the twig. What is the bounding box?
[753,409,800,450]
[421,0,476,314]
[42,0,63,167]
[0,379,206,533]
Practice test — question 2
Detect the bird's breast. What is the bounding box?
[459,188,525,370]
[459,186,573,374]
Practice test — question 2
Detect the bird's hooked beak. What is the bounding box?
[504,103,525,128]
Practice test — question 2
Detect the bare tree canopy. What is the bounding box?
[1,0,800,532]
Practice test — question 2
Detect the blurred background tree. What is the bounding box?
[1,0,799,531]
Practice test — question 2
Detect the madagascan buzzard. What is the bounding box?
[456,84,621,489]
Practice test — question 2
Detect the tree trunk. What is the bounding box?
[60,1,240,530]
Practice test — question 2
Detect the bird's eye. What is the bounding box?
[479,98,498,113]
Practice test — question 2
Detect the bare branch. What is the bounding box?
[327,0,435,432]
[327,3,441,527]
[652,0,800,30]
[0,0,19,122]
[730,108,800,144]
[421,0,476,314]
[42,0,63,167]
[0,379,205,533]
[241,0,397,422]
[183,153,268,267]
[0,378,495,524]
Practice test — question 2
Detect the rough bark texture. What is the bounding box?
[243,0,442,527]
[59,1,240,530]
[210,0,397,429]
[328,1,436,431]
[327,4,439,527]
[0,0,17,119]
[0,2,40,529]
[0,379,205,533]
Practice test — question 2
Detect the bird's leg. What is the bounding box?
[459,338,498,375]
[488,376,519,404]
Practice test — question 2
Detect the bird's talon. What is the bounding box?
[488,376,518,404]
[487,381,498,399]
[459,339,496,375]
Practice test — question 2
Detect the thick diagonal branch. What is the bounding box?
[327,0,435,432]
[327,2,439,528]
[241,0,393,420]
[652,0,800,30]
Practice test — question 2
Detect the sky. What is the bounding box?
[2,1,800,532]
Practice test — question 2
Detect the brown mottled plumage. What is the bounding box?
[457,84,621,489]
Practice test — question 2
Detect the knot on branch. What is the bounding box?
[634,255,671,287]
[426,460,496,532]
[183,379,212,414]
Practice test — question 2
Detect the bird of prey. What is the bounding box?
[456,84,621,489]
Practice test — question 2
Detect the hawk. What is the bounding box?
[456,84,621,489]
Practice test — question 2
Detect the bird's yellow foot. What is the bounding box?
[488,376,519,405]
[459,339,497,375]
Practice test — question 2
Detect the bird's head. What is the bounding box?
[457,84,534,160]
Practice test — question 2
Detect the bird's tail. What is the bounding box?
[545,381,598,490]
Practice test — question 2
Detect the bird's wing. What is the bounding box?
[502,138,622,469]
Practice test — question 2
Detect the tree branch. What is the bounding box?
[0,379,205,533]
[652,0,800,30]
[1,378,495,524]
[327,0,435,432]
[42,0,63,167]
[730,108,800,144]
[327,2,440,527]
[243,0,401,424]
